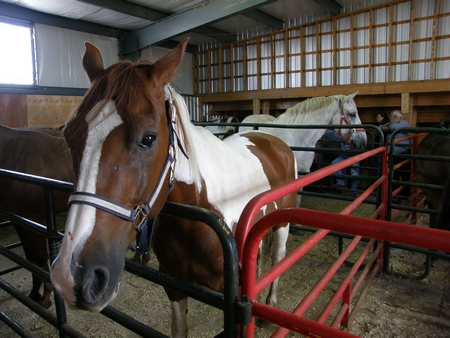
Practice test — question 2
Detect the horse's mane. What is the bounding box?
[65,59,167,144]
[75,59,159,124]
[276,95,342,124]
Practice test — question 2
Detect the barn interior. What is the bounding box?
[0,0,449,128]
[0,1,449,338]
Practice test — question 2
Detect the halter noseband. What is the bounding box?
[67,87,187,231]
[337,99,365,143]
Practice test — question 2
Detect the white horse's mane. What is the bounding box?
[276,95,343,124]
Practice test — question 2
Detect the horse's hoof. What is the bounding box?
[39,300,52,309]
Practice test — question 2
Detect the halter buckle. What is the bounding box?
[133,205,148,231]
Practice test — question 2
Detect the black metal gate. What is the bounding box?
[0,168,241,338]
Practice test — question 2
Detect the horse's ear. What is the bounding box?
[151,37,189,85]
[83,42,106,83]
[344,91,359,103]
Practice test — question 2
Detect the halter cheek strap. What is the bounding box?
[337,99,365,143]
[68,87,187,231]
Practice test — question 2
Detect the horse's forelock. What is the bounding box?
[66,60,165,143]
[78,60,162,121]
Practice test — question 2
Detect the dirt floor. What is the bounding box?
[0,194,449,337]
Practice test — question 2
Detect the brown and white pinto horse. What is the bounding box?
[50,38,297,336]
[0,125,73,308]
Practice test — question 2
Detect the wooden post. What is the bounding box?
[410,109,417,127]
[253,99,260,115]
[401,92,415,126]
[262,100,270,115]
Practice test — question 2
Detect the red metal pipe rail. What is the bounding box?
[236,136,450,337]
[240,207,450,337]
[235,146,387,260]
[235,146,386,337]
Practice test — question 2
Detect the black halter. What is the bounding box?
[68,87,187,231]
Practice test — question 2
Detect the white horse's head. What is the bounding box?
[331,92,367,149]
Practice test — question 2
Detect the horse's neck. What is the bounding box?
[280,100,338,125]
[273,102,339,146]
[171,95,211,192]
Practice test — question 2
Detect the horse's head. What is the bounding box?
[332,92,367,149]
[51,38,189,311]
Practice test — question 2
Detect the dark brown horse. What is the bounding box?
[416,132,450,231]
[50,38,297,337]
[0,125,73,308]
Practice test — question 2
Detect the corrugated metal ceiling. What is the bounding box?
[1,0,389,48]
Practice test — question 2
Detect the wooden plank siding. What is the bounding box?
[0,94,82,128]
[195,0,450,125]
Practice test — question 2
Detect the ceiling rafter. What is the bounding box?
[122,0,277,54]
[79,0,281,52]
[78,0,236,46]
[313,0,342,16]
[241,9,284,30]
[77,0,166,21]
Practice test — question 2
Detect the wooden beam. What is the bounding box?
[413,92,450,106]
[262,100,270,115]
[253,99,260,115]
[402,92,414,126]
[199,79,450,103]
[122,0,276,52]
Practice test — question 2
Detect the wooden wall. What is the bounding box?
[0,94,83,128]
[199,80,450,126]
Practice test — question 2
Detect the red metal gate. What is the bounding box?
[236,136,450,337]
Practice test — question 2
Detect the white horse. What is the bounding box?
[240,93,367,175]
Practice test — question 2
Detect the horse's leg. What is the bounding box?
[40,279,54,309]
[265,225,289,307]
[30,238,52,309]
[141,251,151,266]
[170,297,188,338]
[132,232,142,263]
[424,190,443,266]
[14,225,52,308]
[289,152,313,236]
[289,193,304,235]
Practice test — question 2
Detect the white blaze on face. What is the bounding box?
[52,101,123,294]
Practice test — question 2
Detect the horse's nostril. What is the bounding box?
[83,268,109,304]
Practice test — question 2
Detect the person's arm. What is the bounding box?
[380,122,391,131]
[389,120,409,131]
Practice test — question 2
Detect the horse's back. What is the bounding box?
[226,130,297,185]
[239,114,275,133]
[185,130,297,229]
[0,125,72,217]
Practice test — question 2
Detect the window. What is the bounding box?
[0,20,36,85]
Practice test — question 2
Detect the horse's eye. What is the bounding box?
[139,134,156,148]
